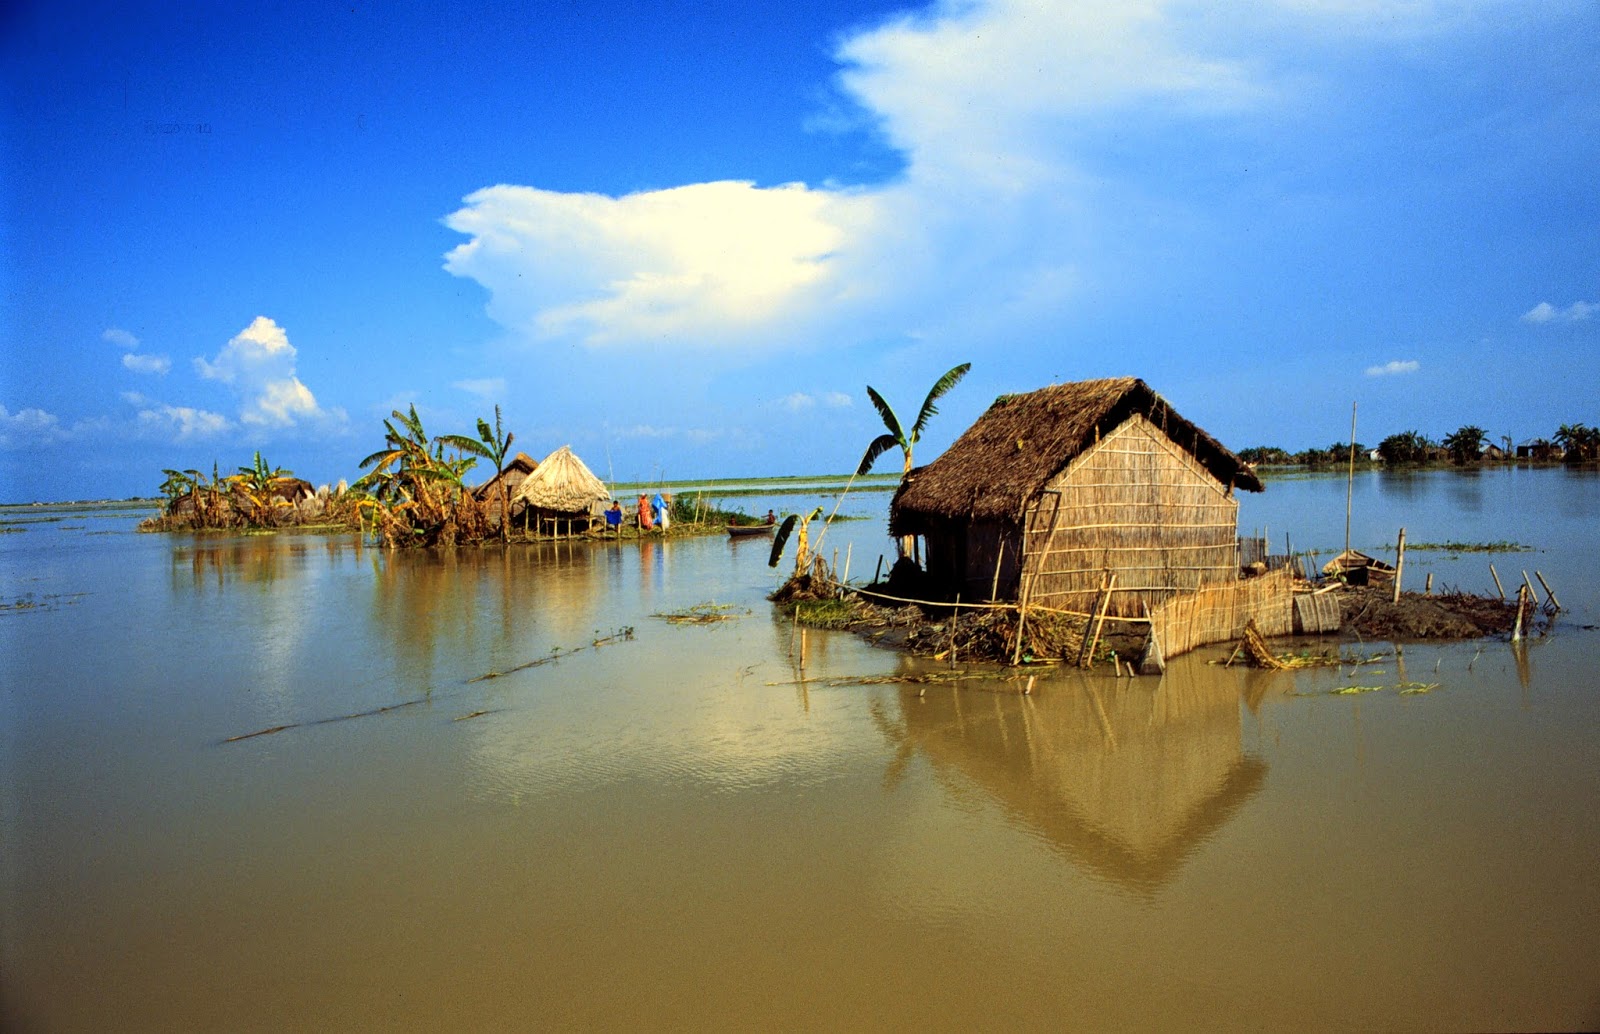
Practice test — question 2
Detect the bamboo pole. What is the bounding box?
[1424,572,1432,595]
[1511,584,1527,642]
[1392,527,1406,604]
[1079,572,1118,669]
[1344,401,1357,558]
[1534,571,1562,612]
[951,594,961,669]
[1011,575,1032,667]
[1489,563,1505,599]
[990,541,1005,602]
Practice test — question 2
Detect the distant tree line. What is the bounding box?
[1238,422,1599,468]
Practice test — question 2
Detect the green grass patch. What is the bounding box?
[1408,540,1533,553]
[792,599,858,630]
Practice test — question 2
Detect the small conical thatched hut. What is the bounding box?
[473,451,539,524]
[891,377,1262,616]
[512,445,610,535]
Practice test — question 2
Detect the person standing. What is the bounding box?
[637,494,654,531]
[652,492,670,532]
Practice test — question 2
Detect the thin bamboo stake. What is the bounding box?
[1392,527,1406,604]
[1489,563,1505,599]
[1534,571,1562,612]
[1511,584,1527,642]
[1079,572,1118,669]
[1424,572,1433,595]
[1011,575,1032,667]
[990,541,1005,601]
[951,593,961,669]
[1344,401,1357,558]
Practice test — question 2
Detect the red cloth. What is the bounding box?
[637,495,654,530]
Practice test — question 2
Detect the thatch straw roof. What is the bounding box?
[892,377,1262,529]
[512,445,609,515]
[473,451,539,499]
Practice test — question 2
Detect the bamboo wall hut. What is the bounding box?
[473,451,539,525]
[890,378,1263,617]
[511,445,609,536]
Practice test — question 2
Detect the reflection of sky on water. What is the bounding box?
[4,471,1600,1031]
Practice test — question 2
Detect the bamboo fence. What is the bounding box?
[1146,566,1297,661]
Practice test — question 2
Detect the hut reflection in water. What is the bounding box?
[874,665,1267,895]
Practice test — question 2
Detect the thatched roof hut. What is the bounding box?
[891,377,1261,616]
[513,445,609,526]
[473,451,539,522]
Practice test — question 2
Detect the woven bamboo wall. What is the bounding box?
[1020,415,1240,616]
[1147,567,1297,661]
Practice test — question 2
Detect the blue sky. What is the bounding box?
[2,0,1596,501]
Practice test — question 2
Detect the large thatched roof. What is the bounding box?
[892,377,1262,529]
[512,445,609,515]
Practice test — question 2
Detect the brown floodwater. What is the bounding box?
[3,468,1598,1031]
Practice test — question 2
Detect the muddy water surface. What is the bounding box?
[3,469,1598,1031]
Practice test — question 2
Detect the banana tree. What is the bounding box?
[437,404,514,542]
[768,506,826,576]
[227,451,296,523]
[856,362,971,557]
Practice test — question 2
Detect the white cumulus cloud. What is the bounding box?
[440,0,1508,357]
[444,181,876,348]
[135,405,232,441]
[122,353,171,375]
[1365,359,1419,377]
[103,327,140,350]
[1522,300,1595,324]
[195,316,344,430]
[0,404,67,448]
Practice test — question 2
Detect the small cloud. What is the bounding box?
[121,391,151,406]
[612,424,677,440]
[0,404,66,448]
[781,392,816,411]
[135,404,232,441]
[1365,359,1419,377]
[1523,300,1595,324]
[454,378,508,400]
[195,316,343,430]
[122,353,171,375]
[103,327,139,350]
[607,424,725,444]
[823,391,853,408]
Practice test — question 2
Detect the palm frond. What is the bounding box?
[856,433,900,476]
[865,386,904,443]
[910,362,970,439]
[435,434,491,459]
[768,514,800,568]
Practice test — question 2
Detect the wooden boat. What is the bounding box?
[727,522,776,538]
[1321,549,1395,586]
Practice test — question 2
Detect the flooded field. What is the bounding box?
[3,467,1598,1031]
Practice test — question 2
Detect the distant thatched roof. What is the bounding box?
[512,445,609,515]
[473,451,538,500]
[892,377,1262,529]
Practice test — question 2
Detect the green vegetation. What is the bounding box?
[857,362,972,477]
[1247,418,1595,469]
[1408,540,1532,554]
